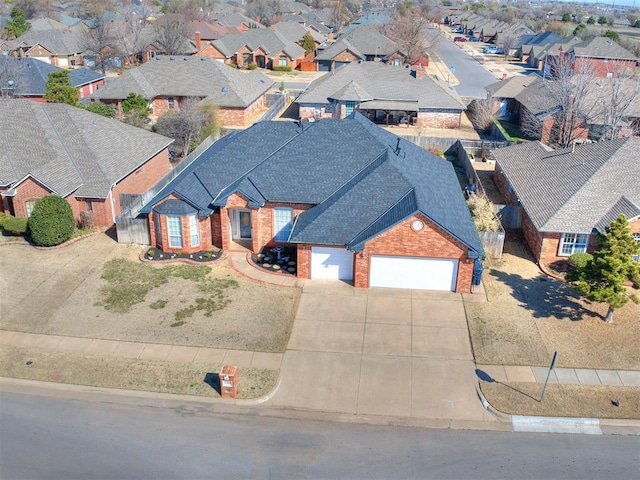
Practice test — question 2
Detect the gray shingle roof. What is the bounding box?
[211,28,305,60]
[323,24,401,58]
[141,113,483,256]
[328,81,372,101]
[0,100,173,198]
[315,39,365,61]
[514,77,561,116]
[273,21,326,45]
[297,61,465,110]
[89,56,273,107]
[571,36,639,61]
[486,75,538,99]
[492,138,640,234]
[0,57,104,96]
[17,29,83,54]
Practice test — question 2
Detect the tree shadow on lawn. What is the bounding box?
[489,269,600,322]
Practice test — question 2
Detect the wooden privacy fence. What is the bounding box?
[494,204,522,229]
[478,226,505,260]
[260,94,286,122]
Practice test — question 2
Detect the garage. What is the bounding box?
[311,247,354,280]
[369,255,458,291]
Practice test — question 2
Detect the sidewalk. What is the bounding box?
[477,364,640,387]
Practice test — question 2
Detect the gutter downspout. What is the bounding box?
[109,184,116,224]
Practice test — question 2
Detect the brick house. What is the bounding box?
[0,57,104,101]
[15,29,84,68]
[491,138,640,264]
[201,29,306,69]
[88,56,273,127]
[296,61,466,128]
[568,37,638,78]
[0,100,173,227]
[139,113,484,293]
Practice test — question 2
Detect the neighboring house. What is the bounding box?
[315,24,406,71]
[139,113,484,293]
[283,12,333,37]
[492,138,640,264]
[568,37,638,77]
[485,75,540,120]
[296,61,466,128]
[524,36,582,71]
[15,29,84,68]
[0,99,173,227]
[89,56,274,127]
[273,21,326,46]
[0,57,104,100]
[203,29,306,69]
[515,31,561,62]
[215,12,264,30]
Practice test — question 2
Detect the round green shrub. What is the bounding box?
[28,195,75,246]
[3,216,28,236]
[0,212,12,229]
[569,252,593,269]
[248,62,258,70]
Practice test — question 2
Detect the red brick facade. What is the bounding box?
[148,194,476,291]
[3,149,170,228]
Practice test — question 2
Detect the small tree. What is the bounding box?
[154,99,219,157]
[44,70,80,106]
[5,7,31,38]
[28,196,76,247]
[86,102,116,118]
[122,92,150,126]
[587,16,596,25]
[566,215,640,323]
[298,33,316,55]
[604,30,620,43]
[561,13,572,22]
[597,15,608,25]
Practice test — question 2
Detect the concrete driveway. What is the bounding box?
[270,280,495,422]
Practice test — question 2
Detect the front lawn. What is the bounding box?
[465,231,640,370]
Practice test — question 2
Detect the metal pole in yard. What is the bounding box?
[540,351,558,402]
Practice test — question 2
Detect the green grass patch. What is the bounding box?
[97,259,211,313]
[493,119,526,143]
[150,300,167,309]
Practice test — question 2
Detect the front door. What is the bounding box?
[231,209,252,240]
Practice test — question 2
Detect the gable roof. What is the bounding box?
[0,100,173,198]
[211,28,305,59]
[514,77,561,116]
[297,61,465,111]
[315,39,365,61]
[492,137,640,234]
[0,57,104,96]
[140,113,483,256]
[89,56,273,107]
[327,24,402,58]
[486,75,538,99]
[216,12,264,29]
[273,21,326,45]
[17,29,83,55]
[570,36,639,62]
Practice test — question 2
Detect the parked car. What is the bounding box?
[451,28,464,33]
[468,36,483,42]
[483,46,504,54]
[453,36,468,42]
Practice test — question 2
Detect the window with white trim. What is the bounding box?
[25,200,36,217]
[189,214,200,247]
[345,101,356,115]
[167,216,183,248]
[279,55,288,66]
[558,233,588,256]
[273,207,293,242]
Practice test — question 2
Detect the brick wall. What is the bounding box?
[353,214,474,293]
[11,177,52,218]
[416,111,461,128]
[574,57,636,78]
[493,164,519,205]
[148,197,212,254]
[333,50,359,62]
[196,44,227,61]
[256,202,312,249]
[296,244,311,278]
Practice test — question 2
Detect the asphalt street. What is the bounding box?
[1,392,639,479]
[435,36,500,98]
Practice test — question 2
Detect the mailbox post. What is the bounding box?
[219,365,238,398]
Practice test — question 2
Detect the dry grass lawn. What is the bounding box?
[466,232,640,369]
[480,381,640,420]
[0,345,277,399]
[0,234,301,353]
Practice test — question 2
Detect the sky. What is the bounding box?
[550,0,639,8]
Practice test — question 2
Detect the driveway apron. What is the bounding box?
[270,280,494,421]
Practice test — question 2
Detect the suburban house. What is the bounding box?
[515,31,561,63]
[485,75,539,120]
[523,36,582,70]
[315,25,407,71]
[201,29,306,69]
[569,36,638,77]
[296,61,466,128]
[492,138,640,264]
[14,29,85,68]
[88,56,274,127]
[0,57,104,100]
[138,113,484,292]
[0,99,173,227]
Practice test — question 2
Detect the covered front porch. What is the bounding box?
[358,100,419,127]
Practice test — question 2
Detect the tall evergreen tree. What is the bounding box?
[44,70,80,106]
[567,215,640,323]
[298,33,316,55]
[5,7,31,38]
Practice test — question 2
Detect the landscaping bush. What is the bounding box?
[3,216,28,236]
[0,212,11,229]
[569,252,593,269]
[28,195,75,246]
[272,66,292,72]
[247,62,257,70]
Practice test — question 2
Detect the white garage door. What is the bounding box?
[370,255,458,291]
[311,247,354,280]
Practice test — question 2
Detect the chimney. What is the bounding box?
[195,31,201,51]
[413,65,425,78]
